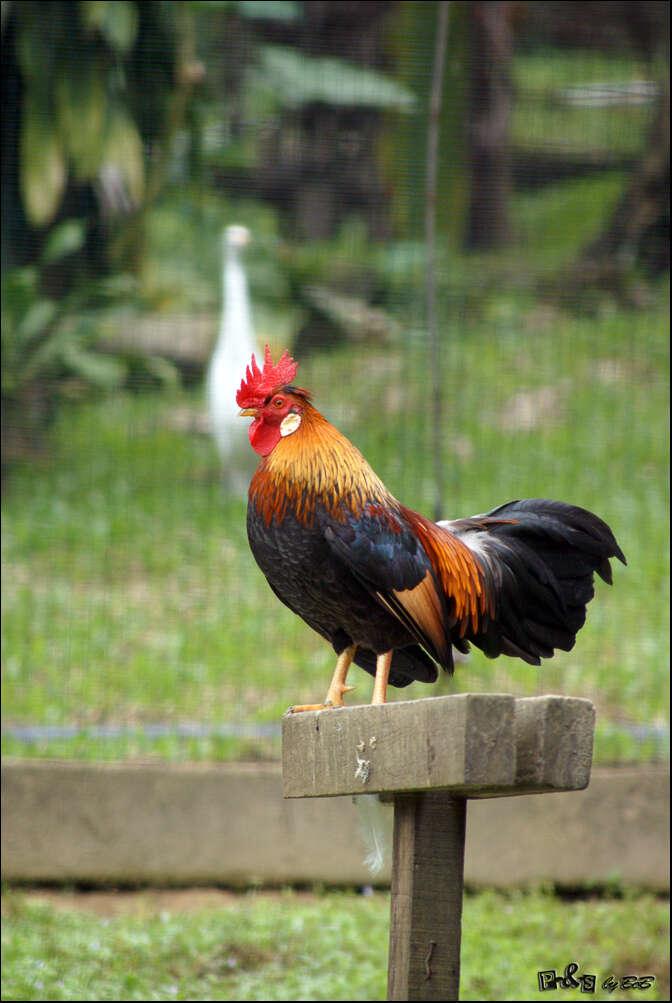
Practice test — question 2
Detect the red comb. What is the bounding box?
[236,345,299,408]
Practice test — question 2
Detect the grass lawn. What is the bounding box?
[1,886,668,1002]
[1,283,669,763]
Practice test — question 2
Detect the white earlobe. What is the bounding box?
[280,413,302,437]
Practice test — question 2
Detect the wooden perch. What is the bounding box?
[282,693,595,1001]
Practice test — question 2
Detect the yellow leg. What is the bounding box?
[289,645,357,713]
[371,650,393,705]
[324,644,357,707]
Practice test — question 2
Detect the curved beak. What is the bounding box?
[238,408,258,418]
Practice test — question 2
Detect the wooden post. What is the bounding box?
[282,694,595,1001]
[388,792,466,1000]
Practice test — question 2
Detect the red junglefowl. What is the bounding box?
[237,346,625,711]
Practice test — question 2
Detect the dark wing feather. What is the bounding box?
[323,506,455,670]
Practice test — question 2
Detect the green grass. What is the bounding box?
[512,48,659,158]
[1,283,668,763]
[1,887,668,1001]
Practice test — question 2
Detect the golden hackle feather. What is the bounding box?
[249,398,395,528]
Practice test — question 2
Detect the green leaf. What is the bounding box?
[15,299,59,345]
[19,323,74,381]
[236,1,301,21]
[19,98,67,226]
[256,44,417,110]
[142,355,180,388]
[41,220,87,265]
[1,268,39,327]
[15,12,53,85]
[61,342,127,390]
[55,67,107,179]
[101,109,145,208]
[82,1,138,53]
[1,271,57,393]
[93,273,138,299]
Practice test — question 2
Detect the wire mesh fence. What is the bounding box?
[2,1,669,763]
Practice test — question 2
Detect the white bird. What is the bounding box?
[206,224,259,492]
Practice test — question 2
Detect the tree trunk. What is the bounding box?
[569,75,670,291]
[464,1,515,250]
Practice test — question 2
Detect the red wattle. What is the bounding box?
[249,417,281,456]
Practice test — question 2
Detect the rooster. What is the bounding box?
[237,346,625,711]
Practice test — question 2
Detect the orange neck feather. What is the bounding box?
[249,402,394,528]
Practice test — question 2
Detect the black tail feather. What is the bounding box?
[445,499,625,666]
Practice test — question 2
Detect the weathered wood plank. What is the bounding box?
[282,694,516,799]
[282,694,595,799]
[512,695,595,793]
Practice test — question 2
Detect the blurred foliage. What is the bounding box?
[1,3,668,479]
[3,0,431,461]
[252,43,416,110]
[389,1,470,239]
[1,1,194,461]
[0,218,181,474]
[12,0,145,227]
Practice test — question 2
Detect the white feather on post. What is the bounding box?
[354,794,392,878]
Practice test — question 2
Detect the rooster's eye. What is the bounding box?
[273,397,284,408]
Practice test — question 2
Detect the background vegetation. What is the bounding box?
[2,0,668,764]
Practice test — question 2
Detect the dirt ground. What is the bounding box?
[2,886,322,917]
